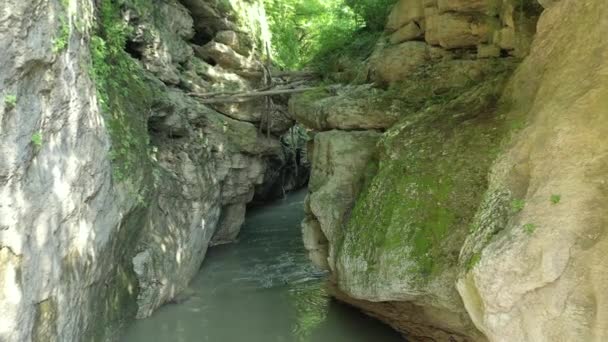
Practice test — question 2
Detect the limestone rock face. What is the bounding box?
[294,0,606,341]
[0,0,298,340]
[325,59,514,341]
[0,1,141,340]
[371,0,542,83]
[302,216,329,269]
[457,1,608,341]
[302,130,380,271]
[195,41,261,71]
[437,0,488,13]
[389,21,424,44]
[211,203,247,245]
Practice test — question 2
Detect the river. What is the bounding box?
[121,190,402,342]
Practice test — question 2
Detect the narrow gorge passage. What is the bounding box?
[121,190,401,342]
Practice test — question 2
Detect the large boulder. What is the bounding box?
[330,63,513,341]
[386,0,425,32]
[425,10,491,49]
[369,41,430,83]
[302,130,381,271]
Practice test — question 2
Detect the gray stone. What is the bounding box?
[211,203,247,245]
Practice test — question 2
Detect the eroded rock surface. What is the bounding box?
[294,0,608,341]
[302,130,380,270]
[0,0,305,340]
[457,1,608,341]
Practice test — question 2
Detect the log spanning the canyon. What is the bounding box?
[188,68,321,104]
[188,86,320,104]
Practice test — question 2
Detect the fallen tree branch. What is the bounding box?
[187,80,309,98]
[189,87,320,104]
[273,70,319,78]
[234,69,319,79]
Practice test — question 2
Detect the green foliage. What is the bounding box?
[345,0,397,31]
[510,198,525,213]
[264,0,359,69]
[523,223,536,235]
[53,18,70,53]
[466,252,482,271]
[550,194,561,204]
[90,0,153,183]
[31,132,43,148]
[311,29,380,78]
[53,0,71,53]
[4,94,17,109]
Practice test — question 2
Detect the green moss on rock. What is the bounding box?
[334,59,518,294]
[90,0,158,185]
[32,298,58,342]
[84,1,160,340]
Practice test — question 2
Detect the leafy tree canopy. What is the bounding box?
[264,0,397,70]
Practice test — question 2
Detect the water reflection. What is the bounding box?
[290,281,329,341]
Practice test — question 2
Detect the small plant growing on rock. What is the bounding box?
[52,18,70,53]
[466,252,482,271]
[523,223,536,235]
[31,132,43,148]
[4,95,17,110]
[550,194,561,204]
[511,199,525,213]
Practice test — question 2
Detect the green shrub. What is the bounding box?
[52,17,70,53]
[510,198,525,213]
[90,0,153,183]
[345,0,397,31]
[523,223,536,235]
[31,133,43,148]
[4,94,17,109]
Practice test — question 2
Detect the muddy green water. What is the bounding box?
[121,190,402,342]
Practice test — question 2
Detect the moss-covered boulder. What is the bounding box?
[330,61,513,340]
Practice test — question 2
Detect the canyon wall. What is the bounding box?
[294,0,607,341]
[0,0,304,340]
